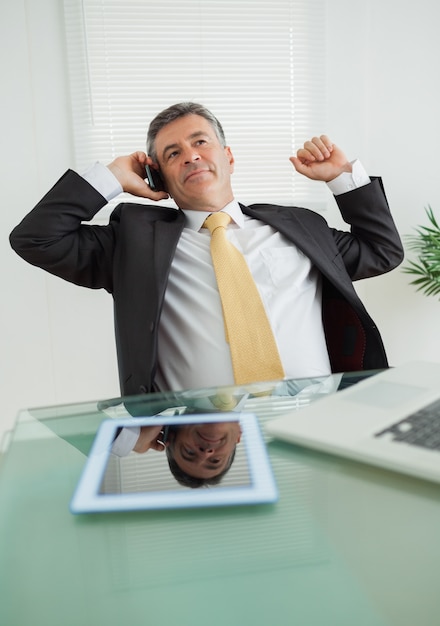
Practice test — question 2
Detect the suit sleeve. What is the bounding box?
[332,177,404,280]
[9,170,117,293]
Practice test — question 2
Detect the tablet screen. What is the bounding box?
[70,412,277,513]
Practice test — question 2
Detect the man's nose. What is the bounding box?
[183,149,201,164]
[198,444,215,454]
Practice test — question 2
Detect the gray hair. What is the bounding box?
[146,102,227,163]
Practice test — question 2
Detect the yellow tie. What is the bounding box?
[203,211,285,385]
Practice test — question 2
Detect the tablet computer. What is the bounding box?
[70,412,277,513]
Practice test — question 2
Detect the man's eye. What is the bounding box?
[183,447,195,456]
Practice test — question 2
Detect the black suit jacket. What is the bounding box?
[10,170,403,395]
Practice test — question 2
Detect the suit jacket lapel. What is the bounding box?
[153,210,186,296]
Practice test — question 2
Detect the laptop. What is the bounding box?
[265,361,440,483]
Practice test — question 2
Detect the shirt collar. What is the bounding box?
[181,199,245,231]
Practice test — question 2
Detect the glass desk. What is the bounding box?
[1,372,440,626]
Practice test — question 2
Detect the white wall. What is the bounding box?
[1,0,119,447]
[327,0,440,369]
[2,0,440,444]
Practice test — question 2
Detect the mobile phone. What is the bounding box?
[145,164,166,192]
[161,424,170,445]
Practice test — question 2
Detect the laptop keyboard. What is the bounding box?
[375,397,440,451]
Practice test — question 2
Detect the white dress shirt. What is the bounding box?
[82,160,370,391]
[111,425,140,457]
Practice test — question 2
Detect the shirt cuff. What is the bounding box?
[82,162,123,201]
[326,159,371,195]
[111,426,141,457]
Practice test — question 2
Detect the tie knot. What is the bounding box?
[203,211,231,234]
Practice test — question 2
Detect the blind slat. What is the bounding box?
[64,0,328,211]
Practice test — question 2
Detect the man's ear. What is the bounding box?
[225,146,235,173]
[236,426,242,444]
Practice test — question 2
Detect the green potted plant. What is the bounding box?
[403,206,440,298]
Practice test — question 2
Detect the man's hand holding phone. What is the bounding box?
[145,163,167,192]
[107,151,169,200]
[133,424,167,453]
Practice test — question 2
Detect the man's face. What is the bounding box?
[169,421,242,480]
[154,114,235,212]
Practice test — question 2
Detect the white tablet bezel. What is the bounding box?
[70,412,278,513]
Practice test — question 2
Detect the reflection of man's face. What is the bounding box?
[170,422,242,480]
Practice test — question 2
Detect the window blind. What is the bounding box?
[63,0,328,213]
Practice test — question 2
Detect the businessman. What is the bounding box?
[10,102,404,396]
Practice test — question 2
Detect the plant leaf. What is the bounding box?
[403,205,440,299]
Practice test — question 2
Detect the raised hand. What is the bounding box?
[289,135,352,182]
[133,425,167,453]
[107,151,169,200]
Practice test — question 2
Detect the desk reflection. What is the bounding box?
[103,419,248,492]
[98,375,350,496]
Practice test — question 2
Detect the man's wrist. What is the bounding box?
[327,159,371,195]
[111,425,141,457]
[82,162,123,201]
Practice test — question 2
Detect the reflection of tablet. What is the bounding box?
[70,413,277,513]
